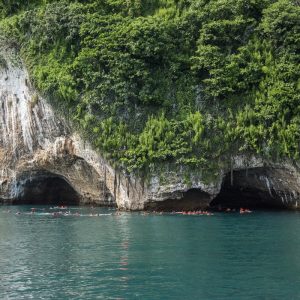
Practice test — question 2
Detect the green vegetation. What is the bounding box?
[0,0,299,174]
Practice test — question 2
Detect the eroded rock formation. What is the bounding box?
[0,47,114,206]
[211,164,300,210]
[1,46,300,210]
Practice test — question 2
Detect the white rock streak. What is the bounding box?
[0,58,63,156]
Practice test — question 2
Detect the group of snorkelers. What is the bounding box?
[4,207,111,217]
[142,208,252,216]
[4,205,252,217]
[175,211,214,216]
[220,207,252,214]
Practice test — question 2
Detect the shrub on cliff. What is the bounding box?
[0,0,299,173]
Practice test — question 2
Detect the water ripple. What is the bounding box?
[0,206,300,299]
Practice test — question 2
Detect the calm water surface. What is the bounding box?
[0,206,300,299]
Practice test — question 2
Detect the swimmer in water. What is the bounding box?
[240,208,251,214]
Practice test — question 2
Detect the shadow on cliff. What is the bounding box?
[210,168,287,210]
[12,171,81,205]
[144,167,297,212]
[144,189,211,211]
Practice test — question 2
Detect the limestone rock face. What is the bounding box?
[136,160,300,210]
[0,48,115,205]
[1,47,300,210]
[211,159,300,209]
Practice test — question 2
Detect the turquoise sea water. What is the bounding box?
[0,206,300,299]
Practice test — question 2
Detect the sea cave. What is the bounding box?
[12,171,81,205]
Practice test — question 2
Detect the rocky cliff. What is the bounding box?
[0,46,112,206]
[1,47,300,210]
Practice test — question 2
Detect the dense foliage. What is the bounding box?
[0,0,299,173]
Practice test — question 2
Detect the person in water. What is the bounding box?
[240,208,252,213]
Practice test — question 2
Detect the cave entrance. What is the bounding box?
[210,168,285,210]
[13,172,81,205]
[145,189,211,211]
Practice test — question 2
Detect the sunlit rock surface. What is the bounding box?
[0,47,115,206]
[1,46,300,210]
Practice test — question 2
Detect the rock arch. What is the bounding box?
[11,171,81,205]
[210,167,300,210]
[0,47,117,206]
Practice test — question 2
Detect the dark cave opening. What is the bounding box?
[210,168,285,210]
[13,172,81,205]
[145,189,211,211]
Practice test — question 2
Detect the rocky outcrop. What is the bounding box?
[1,46,300,210]
[211,160,300,209]
[0,46,147,208]
[0,47,113,205]
[143,157,300,210]
[211,166,300,209]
